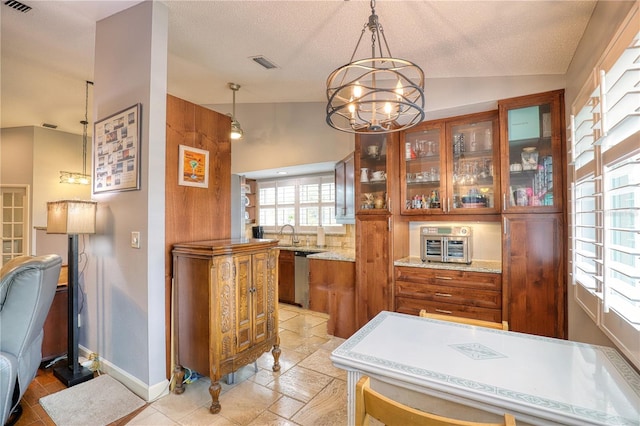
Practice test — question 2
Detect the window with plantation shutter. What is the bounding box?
[257,173,343,234]
[568,4,639,370]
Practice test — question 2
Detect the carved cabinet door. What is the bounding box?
[234,253,253,352]
[252,251,269,345]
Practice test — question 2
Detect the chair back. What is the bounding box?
[0,254,62,424]
[419,310,509,331]
[356,376,516,426]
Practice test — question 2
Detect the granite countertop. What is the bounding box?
[307,249,355,263]
[277,244,355,262]
[395,256,501,274]
[277,244,328,253]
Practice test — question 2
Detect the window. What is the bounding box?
[569,5,639,369]
[257,174,343,233]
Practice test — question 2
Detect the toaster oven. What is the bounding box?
[420,226,472,264]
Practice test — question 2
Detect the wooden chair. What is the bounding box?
[356,376,517,426]
[419,310,509,331]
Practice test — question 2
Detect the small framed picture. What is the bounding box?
[178,145,209,188]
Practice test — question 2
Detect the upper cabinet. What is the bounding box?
[401,122,445,214]
[401,110,500,216]
[498,90,565,213]
[355,133,399,215]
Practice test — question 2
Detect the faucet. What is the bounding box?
[279,224,300,246]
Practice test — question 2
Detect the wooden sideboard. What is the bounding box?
[172,239,280,414]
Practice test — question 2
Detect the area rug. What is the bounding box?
[40,374,145,425]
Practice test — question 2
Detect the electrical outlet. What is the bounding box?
[131,231,140,249]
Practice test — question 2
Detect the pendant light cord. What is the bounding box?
[82,81,94,176]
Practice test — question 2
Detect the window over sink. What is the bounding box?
[257,173,345,234]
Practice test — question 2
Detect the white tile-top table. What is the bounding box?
[330,311,640,426]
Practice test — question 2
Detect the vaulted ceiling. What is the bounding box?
[1,0,597,136]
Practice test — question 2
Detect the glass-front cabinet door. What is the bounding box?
[498,90,564,212]
[401,123,445,214]
[447,111,500,214]
[401,111,499,215]
[356,133,394,214]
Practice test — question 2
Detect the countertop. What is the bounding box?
[395,256,502,274]
[277,245,356,263]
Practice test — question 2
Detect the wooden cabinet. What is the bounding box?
[335,152,355,224]
[278,249,295,304]
[172,239,281,414]
[309,258,356,339]
[395,266,502,323]
[401,110,500,216]
[165,94,232,377]
[498,90,567,339]
[355,132,408,328]
[498,90,564,213]
[356,216,393,328]
[502,214,565,338]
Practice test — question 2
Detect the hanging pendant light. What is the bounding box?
[60,80,93,184]
[228,82,244,140]
[326,0,425,134]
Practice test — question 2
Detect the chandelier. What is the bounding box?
[228,82,244,140]
[60,80,93,184]
[326,0,425,134]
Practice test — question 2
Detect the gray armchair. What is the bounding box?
[0,254,61,425]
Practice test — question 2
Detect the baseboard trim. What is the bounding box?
[78,345,170,402]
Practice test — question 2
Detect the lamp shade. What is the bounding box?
[46,200,97,234]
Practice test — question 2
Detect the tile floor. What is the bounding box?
[17,304,348,426]
[129,304,348,425]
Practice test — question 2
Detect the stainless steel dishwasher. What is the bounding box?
[294,251,310,309]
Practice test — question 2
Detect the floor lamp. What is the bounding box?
[47,200,97,387]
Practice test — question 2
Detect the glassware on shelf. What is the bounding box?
[521,147,539,170]
[453,133,465,156]
[470,132,478,152]
[360,168,369,182]
[484,128,493,150]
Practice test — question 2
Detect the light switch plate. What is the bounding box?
[131,231,140,249]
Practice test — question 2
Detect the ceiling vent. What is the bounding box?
[4,0,32,13]
[250,56,279,70]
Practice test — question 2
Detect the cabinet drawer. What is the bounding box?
[396,298,502,323]
[395,266,501,291]
[396,280,501,309]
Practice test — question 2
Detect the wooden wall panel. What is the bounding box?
[165,94,231,376]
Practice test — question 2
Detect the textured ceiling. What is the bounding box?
[1,0,597,135]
